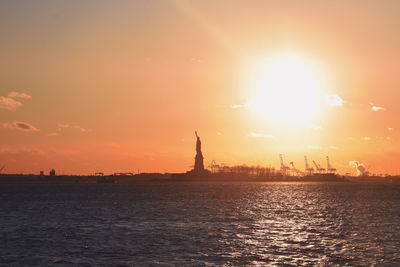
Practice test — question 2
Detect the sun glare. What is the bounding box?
[247,53,326,125]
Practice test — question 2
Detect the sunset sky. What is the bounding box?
[1,0,399,175]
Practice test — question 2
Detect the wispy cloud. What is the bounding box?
[57,124,87,132]
[0,146,44,155]
[0,97,23,111]
[362,136,372,141]
[0,91,32,111]
[328,145,338,150]
[8,92,32,99]
[3,121,39,132]
[370,102,385,112]
[231,104,245,109]
[251,132,275,139]
[47,132,59,137]
[306,145,323,150]
[326,94,343,107]
[190,57,203,63]
[58,124,70,129]
[309,124,321,130]
[388,127,394,131]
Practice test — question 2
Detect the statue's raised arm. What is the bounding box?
[195,131,199,139]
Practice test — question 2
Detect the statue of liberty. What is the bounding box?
[194,131,204,171]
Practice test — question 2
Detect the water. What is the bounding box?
[1,182,400,266]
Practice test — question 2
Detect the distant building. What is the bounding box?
[49,169,56,176]
[40,171,44,176]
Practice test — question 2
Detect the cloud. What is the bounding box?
[372,106,385,112]
[328,145,338,150]
[72,125,87,132]
[3,121,39,132]
[0,91,32,111]
[326,94,343,107]
[190,57,203,63]
[309,124,321,130]
[47,132,59,137]
[8,92,32,99]
[0,146,44,155]
[217,132,222,136]
[251,132,275,139]
[306,145,323,150]
[388,127,394,131]
[57,124,87,132]
[231,104,245,109]
[370,102,385,112]
[0,97,23,111]
[349,161,369,176]
[58,124,70,129]
[362,137,372,141]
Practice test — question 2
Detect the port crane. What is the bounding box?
[326,156,337,174]
[208,160,219,173]
[289,162,302,176]
[280,154,290,176]
[0,165,5,174]
[304,156,314,175]
[313,160,326,174]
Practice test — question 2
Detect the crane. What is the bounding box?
[208,160,219,173]
[313,160,325,174]
[0,165,5,173]
[289,162,302,176]
[326,156,337,173]
[304,156,314,175]
[280,154,290,176]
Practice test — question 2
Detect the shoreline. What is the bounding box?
[0,173,399,183]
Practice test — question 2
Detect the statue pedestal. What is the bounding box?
[194,153,204,172]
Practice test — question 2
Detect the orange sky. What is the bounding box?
[1,0,399,175]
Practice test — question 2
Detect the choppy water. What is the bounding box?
[1,182,400,266]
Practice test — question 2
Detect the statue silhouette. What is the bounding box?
[195,131,201,154]
[194,131,204,172]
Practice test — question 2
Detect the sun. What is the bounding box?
[247,53,326,125]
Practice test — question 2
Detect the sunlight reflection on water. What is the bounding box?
[0,182,399,266]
